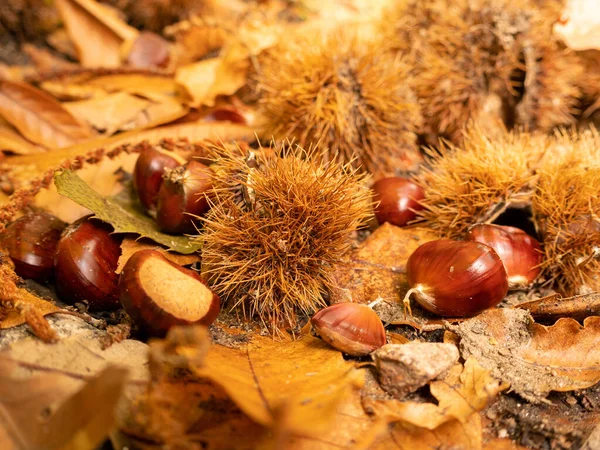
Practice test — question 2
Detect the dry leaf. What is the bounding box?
[6,321,149,382]
[454,308,600,402]
[46,28,79,61]
[0,289,61,330]
[0,80,94,149]
[192,332,364,437]
[364,357,505,429]
[0,356,128,450]
[21,43,79,74]
[63,93,189,135]
[176,44,249,107]
[0,123,47,155]
[3,121,253,173]
[515,292,600,322]
[55,0,138,67]
[116,238,200,274]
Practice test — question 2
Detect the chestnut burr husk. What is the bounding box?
[133,146,185,213]
[311,302,386,356]
[0,211,66,282]
[405,239,508,317]
[119,249,220,336]
[156,160,214,234]
[54,216,122,310]
[466,224,542,289]
[372,177,424,227]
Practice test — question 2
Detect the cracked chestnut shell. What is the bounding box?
[0,211,66,282]
[119,249,220,336]
[466,224,542,289]
[156,160,213,234]
[311,302,386,356]
[406,239,508,317]
[133,146,186,213]
[54,216,122,310]
[372,177,424,227]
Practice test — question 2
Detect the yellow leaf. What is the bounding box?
[191,333,364,437]
[0,123,47,155]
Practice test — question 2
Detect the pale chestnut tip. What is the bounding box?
[119,249,220,336]
[310,302,387,357]
[466,224,542,290]
[405,239,509,317]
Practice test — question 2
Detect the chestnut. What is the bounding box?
[119,249,220,336]
[133,146,186,214]
[466,224,542,289]
[126,31,171,69]
[372,177,424,227]
[311,302,386,356]
[203,106,247,125]
[156,160,213,234]
[405,239,508,317]
[0,211,66,282]
[54,216,122,310]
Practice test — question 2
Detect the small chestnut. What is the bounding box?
[466,224,542,289]
[54,216,122,310]
[372,177,424,227]
[311,302,386,356]
[0,211,66,282]
[126,31,171,69]
[119,249,220,336]
[133,146,186,213]
[405,239,508,317]
[156,160,214,234]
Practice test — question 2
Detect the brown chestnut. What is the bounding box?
[54,216,122,310]
[405,239,508,317]
[126,32,171,69]
[372,177,424,227]
[311,302,386,356]
[156,160,213,234]
[0,211,66,282]
[466,224,542,289]
[119,249,220,336]
[133,146,186,213]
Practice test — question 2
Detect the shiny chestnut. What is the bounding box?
[0,211,66,282]
[54,216,122,310]
[156,160,213,234]
[311,302,387,356]
[119,249,220,336]
[133,146,186,213]
[372,177,424,227]
[466,224,542,289]
[405,239,508,317]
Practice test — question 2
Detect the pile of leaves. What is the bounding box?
[1,0,600,449]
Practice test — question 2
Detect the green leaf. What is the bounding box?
[54,169,201,254]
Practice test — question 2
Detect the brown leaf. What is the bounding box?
[0,122,47,155]
[0,355,128,449]
[21,43,79,74]
[55,0,138,68]
[0,80,95,149]
[63,93,189,135]
[454,308,600,402]
[515,292,600,322]
[192,332,364,437]
[117,238,200,274]
[42,72,190,104]
[4,122,254,172]
[364,358,505,429]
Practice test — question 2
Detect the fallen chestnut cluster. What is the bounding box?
[0,144,222,338]
[133,146,214,234]
[310,177,543,357]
